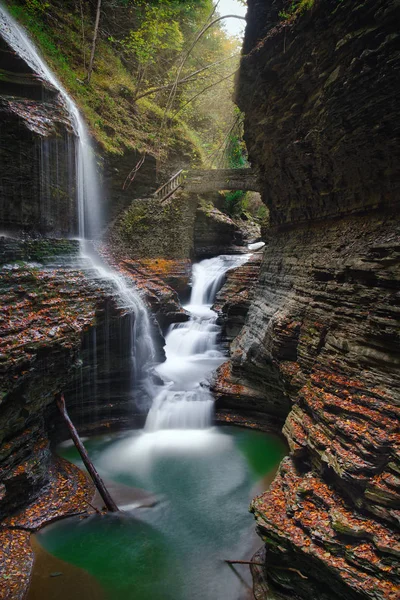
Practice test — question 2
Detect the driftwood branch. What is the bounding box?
[57,393,119,512]
[84,499,102,515]
[225,560,308,580]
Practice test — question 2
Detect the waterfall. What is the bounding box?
[0,4,156,398]
[1,5,255,428]
[145,254,250,430]
[0,4,100,239]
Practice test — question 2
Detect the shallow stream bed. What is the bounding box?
[28,426,285,600]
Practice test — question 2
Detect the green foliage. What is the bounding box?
[25,0,49,13]
[6,0,244,168]
[279,0,315,20]
[223,120,248,216]
[109,3,184,67]
[224,189,246,217]
[226,133,247,169]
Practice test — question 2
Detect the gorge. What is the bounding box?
[1,1,399,599]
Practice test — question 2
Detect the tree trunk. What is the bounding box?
[57,393,119,512]
[86,0,102,84]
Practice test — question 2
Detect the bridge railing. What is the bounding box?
[153,169,185,203]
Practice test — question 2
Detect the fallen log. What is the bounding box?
[57,393,119,512]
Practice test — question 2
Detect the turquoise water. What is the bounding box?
[36,426,285,600]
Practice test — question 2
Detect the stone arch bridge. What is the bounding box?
[153,168,261,202]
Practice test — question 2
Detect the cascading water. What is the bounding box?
[1,3,254,426]
[0,4,156,397]
[0,4,100,240]
[145,254,250,430]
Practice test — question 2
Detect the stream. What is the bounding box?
[29,255,284,600]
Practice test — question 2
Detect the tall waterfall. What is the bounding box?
[0,4,156,394]
[145,254,250,430]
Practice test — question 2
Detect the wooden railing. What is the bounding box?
[153,169,185,203]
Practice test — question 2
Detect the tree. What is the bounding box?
[86,0,102,84]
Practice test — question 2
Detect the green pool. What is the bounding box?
[33,426,286,600]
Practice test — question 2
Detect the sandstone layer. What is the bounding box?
[216,1,400,598]
[0,238,116,518]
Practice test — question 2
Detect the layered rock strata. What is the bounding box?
[0,237,168,517]
[213,250,263,345]
[0,34,77,236]
[0,238,113,517]
[217,0,400,597]
[194,202,260,258]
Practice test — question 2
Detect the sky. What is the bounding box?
[217,0,247,38]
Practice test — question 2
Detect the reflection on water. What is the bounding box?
[33,427,286,600]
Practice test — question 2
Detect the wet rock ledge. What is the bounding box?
[0,236,176,520]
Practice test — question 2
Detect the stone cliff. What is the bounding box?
[0,34,77,236]
[214,1,400,598]
[0,236,176,521]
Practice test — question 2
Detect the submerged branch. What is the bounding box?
[224,560,309,580]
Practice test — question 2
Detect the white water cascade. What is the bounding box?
[145,254,250,430]
[1,5,256,427]
[0,4,156,393]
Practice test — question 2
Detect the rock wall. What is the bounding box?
[221,0,400,598]
[0,238,107,517]
[0,237,166,517]
[194,202,258,258]
[108,193,198,260]
[0,35,77,236]
[238,0,400,225]
[109,193,259,263]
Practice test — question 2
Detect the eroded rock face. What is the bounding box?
[194,203,259,258]
[0,237,166,516]
[213,251,263,345]
[0,36,77,236]
[238,0,400,226]
[230,213,400,598]
[0,238,107,517]
[231,1,400,597]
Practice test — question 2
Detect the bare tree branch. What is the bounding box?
[86,0,102,84]
[156,12,246,158]
[135,54,237,101]
[172,70,237,119]
[166,14,246,112]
